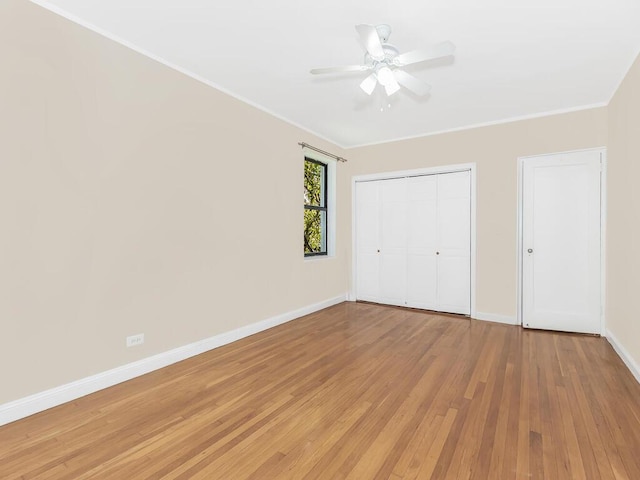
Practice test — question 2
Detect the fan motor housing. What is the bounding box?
[375,24,392,43]
[364,44,400,67]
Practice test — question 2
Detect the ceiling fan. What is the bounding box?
[310,24,455,97]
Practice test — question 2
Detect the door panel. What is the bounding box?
[439,196,471,253]
[522,150,601,334]
[438,256,471,314]
[439,171,471,200]
[355,181,379,301]
[407,176,438,249]
[379,178,407,306]
[406,175,438,309]
[406,255,437,309]
[437,171,471,315]
[379,253,407,306]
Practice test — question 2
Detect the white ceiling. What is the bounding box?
[32,0,640,148]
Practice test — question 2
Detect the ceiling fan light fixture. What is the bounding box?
[384,81,401,96]
[359,73,377,95]
[376,66,395,86]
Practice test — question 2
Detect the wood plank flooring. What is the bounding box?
[1,302,640,479]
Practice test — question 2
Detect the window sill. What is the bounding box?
[304,254,336,263]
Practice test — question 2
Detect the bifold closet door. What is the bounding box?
[355,178,408,307]
[355,170,471,315]
[406,172,470,314]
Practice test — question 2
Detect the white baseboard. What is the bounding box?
[0,294,346,427]
[474,311,519,325]
[606,329,640,385]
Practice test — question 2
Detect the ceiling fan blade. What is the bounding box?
[360,73,377,95]
[393,70,431,96]
[393,41,456,67]
[310,65,370,75]
[356,24,385,61]
[384,76,401,96]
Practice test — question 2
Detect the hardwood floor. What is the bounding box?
[1,302,640,479]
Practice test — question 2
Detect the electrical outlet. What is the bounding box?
[126,333,144,347]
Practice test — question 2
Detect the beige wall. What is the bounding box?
[0,0,348,404]
[345,109,608,317]
[2,0,637,407]
[607,53,640,370]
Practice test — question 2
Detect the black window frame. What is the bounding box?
[304,157,328,257]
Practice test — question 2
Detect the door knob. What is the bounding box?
[527,248,533,253]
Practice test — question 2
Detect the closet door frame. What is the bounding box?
[351,163,477,319]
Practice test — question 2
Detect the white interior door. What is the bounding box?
[522,150,602,334]
[437,171,471,315]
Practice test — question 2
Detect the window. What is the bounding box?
[304,157,328,256]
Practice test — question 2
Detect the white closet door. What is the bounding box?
[406,175,438,310]
[379,178,407,306]
[355,170,471,316]
[355,181,380,302]
[437,171,471,315]
[522,150,601,334]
